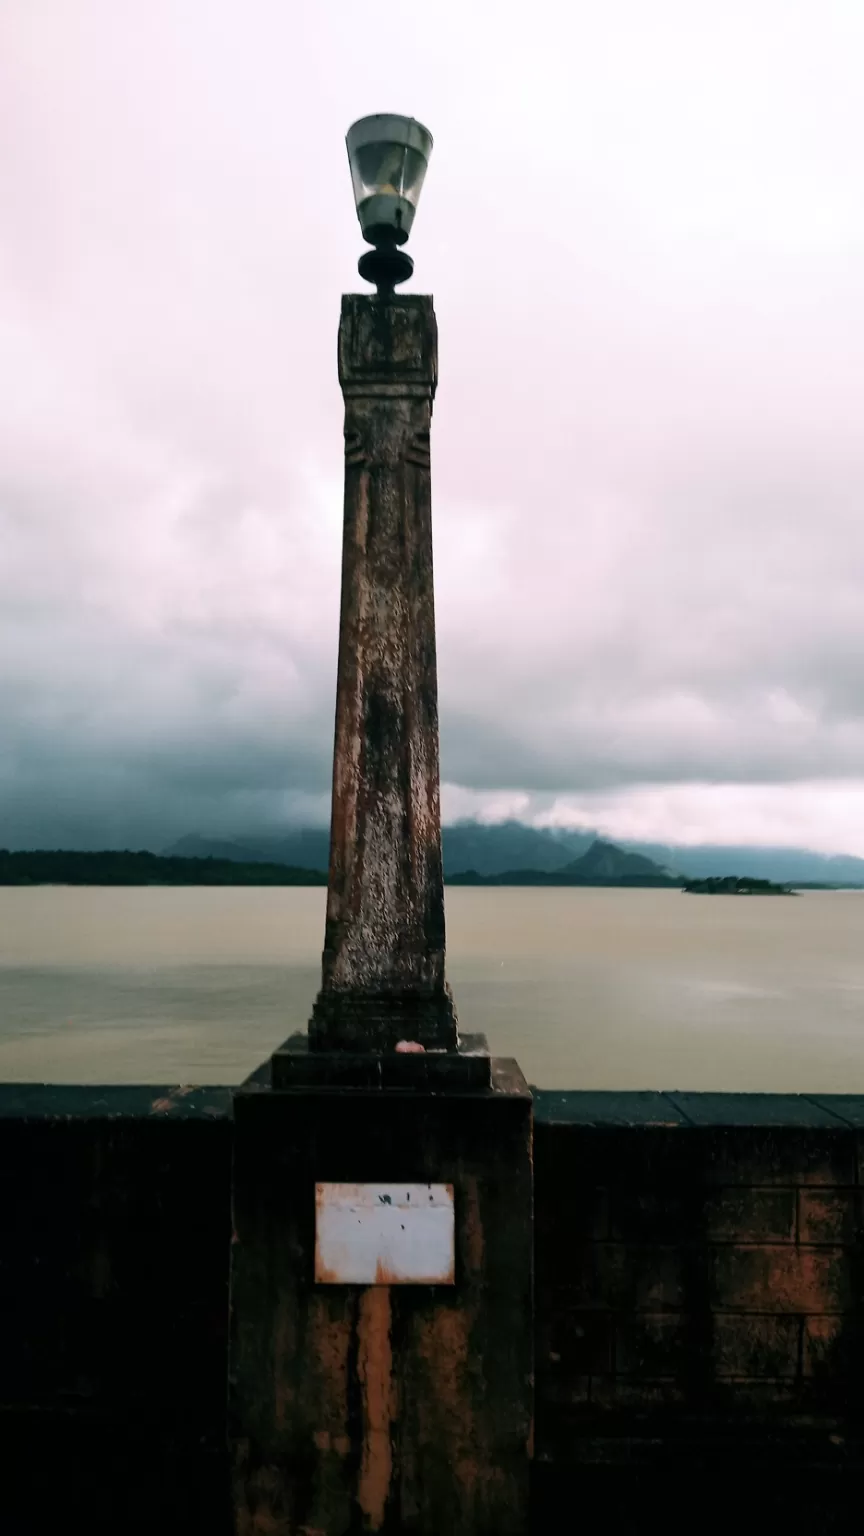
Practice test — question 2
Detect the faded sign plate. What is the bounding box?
[315,1182,455,1285]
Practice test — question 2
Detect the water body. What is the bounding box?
[0,886,863,1092]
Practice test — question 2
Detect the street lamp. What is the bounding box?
[346,113,433,294]
[297,109,462,1059]
[229,113,532,1536]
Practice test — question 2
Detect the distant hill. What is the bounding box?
[448,839,680,887]
[560,838,678,883]
[445,820,594,873]
[168,830,332,869]
[0,837,673,888]
[165,821,594,878]
[5,837,853,890]
[627,841,864,886]
[163,822,864,885]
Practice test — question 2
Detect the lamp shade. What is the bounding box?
[346,114,433,247]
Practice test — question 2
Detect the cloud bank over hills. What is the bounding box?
[165,824,864,887]
[2,1,864,855]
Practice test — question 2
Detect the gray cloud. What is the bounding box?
[1,0,864,851]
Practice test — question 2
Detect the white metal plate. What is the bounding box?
[314,1182,455,1285]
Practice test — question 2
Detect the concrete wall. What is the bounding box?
[2,1084,863,1530]
[0,1085,233,1534]
[534,1089,864,1525]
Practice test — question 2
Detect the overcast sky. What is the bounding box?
[1,0,863,853]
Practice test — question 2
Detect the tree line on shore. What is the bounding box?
[0,847,814,892]
[0,850,328,886]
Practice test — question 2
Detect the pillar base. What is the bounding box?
[271,1030,492,1091]
[309,984,459,1053]
[229,1059,533,1536]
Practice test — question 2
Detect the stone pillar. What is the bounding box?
[227,288,533,1536]
[310,294,457,1053]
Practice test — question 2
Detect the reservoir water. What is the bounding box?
[1,885,863,1091]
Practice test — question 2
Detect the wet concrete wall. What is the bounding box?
[534,1090,864,1528]
[2,1084,862,1531]
[0,1085,234,1534]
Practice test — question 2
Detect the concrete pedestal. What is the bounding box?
[229,1061,533,1535]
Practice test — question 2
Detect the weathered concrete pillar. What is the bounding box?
[228,284,533,1536]
[309,293,458,1052]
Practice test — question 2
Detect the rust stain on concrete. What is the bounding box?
[414,1303,473,1489]
[273,1301,297,1430]
[237,1464,286,1535]
[314,1260,340,1284]
[274,1293,353,1536]
[311,1297,354,1381]
[416,1304,470,1408]
[308,1293,353,1427]
[412,1299,511,1517]
[460,1177,484,1277]
[356,1286,395,1531]
[305,1287,354,1536]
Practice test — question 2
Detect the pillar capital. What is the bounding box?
[337,292,437,398]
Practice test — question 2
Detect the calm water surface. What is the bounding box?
[1,887,863,1090]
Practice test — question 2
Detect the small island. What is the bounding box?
[682,875,794,896]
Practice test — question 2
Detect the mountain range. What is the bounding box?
[0,839,676,888]
[448,838,678,886]
[164,821,864,885]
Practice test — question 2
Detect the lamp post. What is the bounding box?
[303,113,463,1061]
[229,119,532,1536]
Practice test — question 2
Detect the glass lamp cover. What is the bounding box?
[346,114,432,246]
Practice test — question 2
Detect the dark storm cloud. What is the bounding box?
[2,0,864,851]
